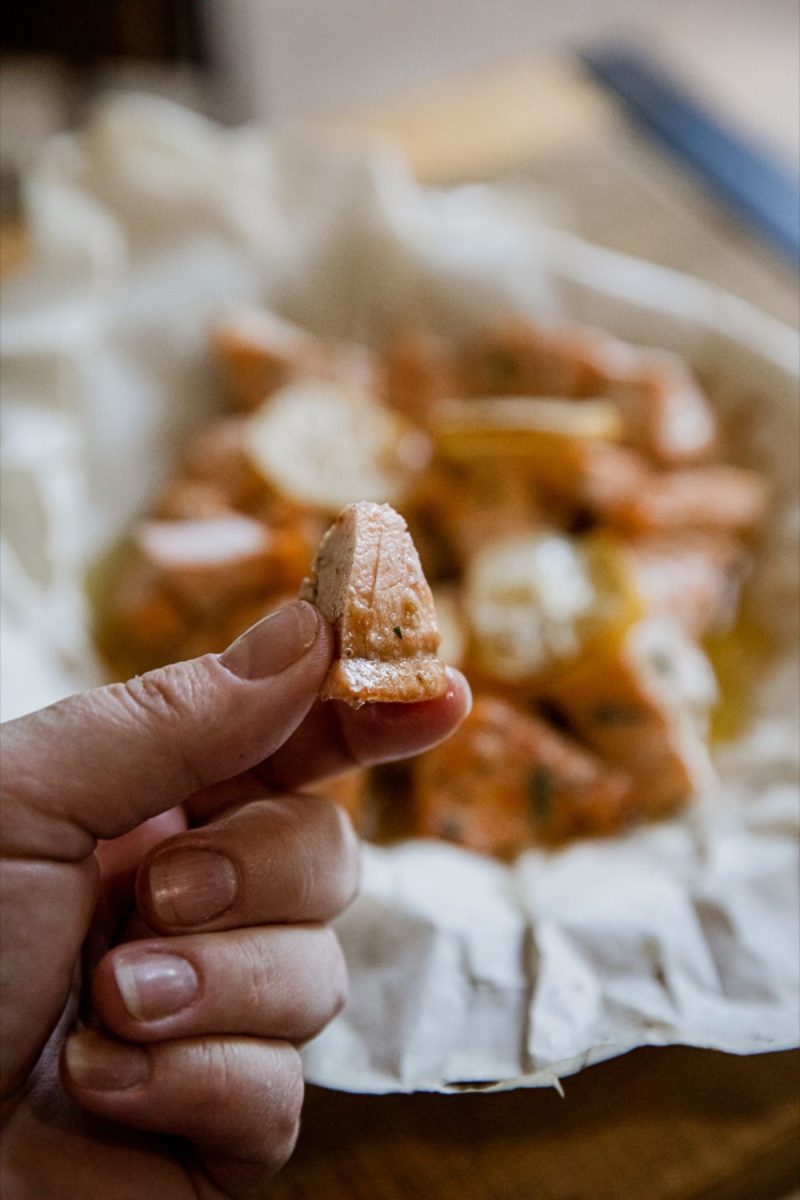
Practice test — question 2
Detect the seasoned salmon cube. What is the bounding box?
[413,695,635,857]
[301,501,447,705]
[182,418,272,511]
[603,465,768,533]
[154,478,232,520]
[213,307,382,410]
[513,439,650,516]
[459,318,618,398]
[134,515,285,614]
[433,458,543,563]
[110,562,188,651]
[606,354,717,465]
[459,317,716,464]
[542,620,716,817]
[626,531,749,637]
[212,308,321,409]
[383,329,457,424]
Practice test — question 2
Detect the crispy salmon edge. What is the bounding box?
[301,501,448,706]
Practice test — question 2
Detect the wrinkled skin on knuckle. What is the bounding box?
[239,937,276,1012]
[328,804,362,911]
[270,1047,305,1163]
[115,664,212,792]
[318,927,349,1024]
[118,669,188,728]
[251,801,319,916]
[289,928,349,1042]
[270,794,361,917]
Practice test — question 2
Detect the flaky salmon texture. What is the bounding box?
[300,502,448,706]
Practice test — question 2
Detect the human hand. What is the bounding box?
[0,601,470,1198]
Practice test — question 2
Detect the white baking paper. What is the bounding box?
[1,95,798,1093]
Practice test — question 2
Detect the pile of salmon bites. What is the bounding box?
[99,308,768,860]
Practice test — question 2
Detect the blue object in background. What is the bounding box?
[581,46,800,269]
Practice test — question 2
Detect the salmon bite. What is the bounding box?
[301,502,448,706]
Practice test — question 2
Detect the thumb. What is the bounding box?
[2,602,332,860]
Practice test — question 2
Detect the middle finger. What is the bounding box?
[136,792,360,935]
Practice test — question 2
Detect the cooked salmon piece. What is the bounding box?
[458,317,716,464]
[524,443,768,536]
[602,465,768,533]
[605,353,717,465]
[432,457,543,564]
[109,561,188,651]
[134,514,295,615]
[154,478,232,520]
[213,307,382,411]
[300,501,447,705]
[182,417,272,512]
[506,438,650,517]
[541,620,715,817]
[213,309,316,408]
[459,318,619,398]
[625,531,749,638]
[383,329,457,424]
[413,695,636,856]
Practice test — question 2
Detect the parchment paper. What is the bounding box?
[2,95,797,1093]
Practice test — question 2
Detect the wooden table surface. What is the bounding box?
[275,1048,800,1200]
[305,56,800,1200]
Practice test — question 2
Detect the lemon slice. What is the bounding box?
[243,380,431,512]
[431,396,623,460]
[578,531,644,653]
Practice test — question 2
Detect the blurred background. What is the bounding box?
[1,9,799,1200]
[2,0,798,321]
[1,0,798,158]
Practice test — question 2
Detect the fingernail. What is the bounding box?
[64,1031,149,1091]
[148,849,238,926]
[114,950,199,1021]
[447,667,473,717]
[219,600,320,679]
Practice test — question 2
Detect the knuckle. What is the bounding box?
[321,929,349,1021]
[268,1048,304,1170]
[276,795,361,915]
[239,937,277,1009]
[263,803,319,913]
[293,929,349,1040]
[120,669,187,725]
[116,664,210,793]
[329,804,362,910]
[230,795,362,921]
